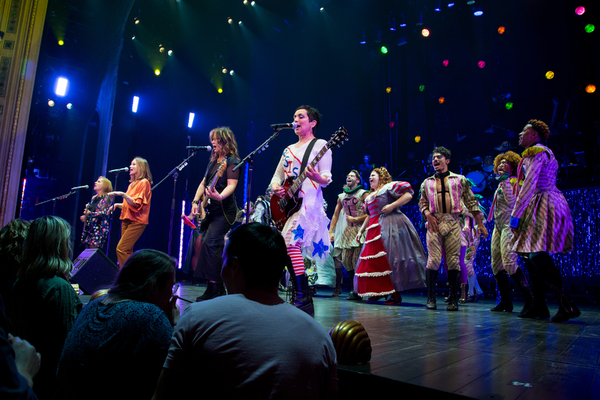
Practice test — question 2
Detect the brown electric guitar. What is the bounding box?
[196,157,228,226]
[270,127,349,231]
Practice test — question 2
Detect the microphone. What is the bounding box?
[71,185,89,191]
[108,167,129,173]
[186,146,212,151]
[270,122,298,130]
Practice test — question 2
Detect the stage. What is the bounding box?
[145,283,600,400]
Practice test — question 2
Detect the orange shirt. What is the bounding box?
[120,179,151,225]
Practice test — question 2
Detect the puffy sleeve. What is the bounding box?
[126,179,152,213]
[388,181,413,199]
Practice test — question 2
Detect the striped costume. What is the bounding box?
[489,176,520,275]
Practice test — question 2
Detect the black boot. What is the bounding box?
[196,281,217,302]
[518,258,550,319]
[290,274,314,317]
[447,270,460,311]
[510,267,533,316]
[346,270,361,300]
[426,269,439,310]
[332,268,343,297]
[531,253,581,323]
[491,270,513,312]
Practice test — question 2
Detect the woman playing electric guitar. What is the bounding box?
[190,127,240,301]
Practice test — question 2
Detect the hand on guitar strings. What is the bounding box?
[205,187,223,201]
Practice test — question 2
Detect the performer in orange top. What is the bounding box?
[109,157,153,267]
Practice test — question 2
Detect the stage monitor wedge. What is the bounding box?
[72,249,118,295]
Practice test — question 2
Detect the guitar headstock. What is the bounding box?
[327,126,349,149]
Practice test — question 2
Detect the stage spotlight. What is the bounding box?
[251,1,256,6]
[66,103,72,109]
[134,18,140,25]
[415,136,421,143]
[222,68,228,74]
[238,21,243,26]
[422,28,430,37]
[478,61,485,68]
[505,102,514,110]
[419,85,425,92]
[132,96,139,113]
[230,70,235,75]
[218,88,223,93]
[48,99,55,107]
[575,6,585,15]
[546,71,555,79]
[168,50,173,56]
[586,84,596,93]
[188,112,195,128]
[389,121,396,128]
[389,18,396,31]
[467,0,475,4]
[243,0,248,4]
[498,26,505,34]
[154,69,160,76]
[585,24,595,33]
[443,59,449,66]
[132,35,135,40]
[386,87,392,93]
[399,14,406,27]
[473,7,483,16]
[159,46,165,53]
[380,46,388,54]
[447,2,455,7]
[320,7,324,11]
[58,39,64,46]
[435,1,441,12]
[54,77,69,97]
[228,18,233,24]
[438,97,445,104]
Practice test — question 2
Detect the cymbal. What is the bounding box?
[494,141,517,151]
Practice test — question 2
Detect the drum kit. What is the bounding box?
[462,156,495,194]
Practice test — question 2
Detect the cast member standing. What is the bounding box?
[109,157,152,267]
[271,105,332,315]
[80,176,114,249]
[355,168,427,305]
[488,151,533,314]
[191,127,240,301]
[419,147,488,311]
[328,170,368,299]
[510,120,578,322]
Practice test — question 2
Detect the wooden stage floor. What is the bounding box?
[84,283,600,400]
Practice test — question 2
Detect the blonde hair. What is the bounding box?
[371,167,392,194]
[18,216,73,280]
[209,127,239,162]
[130,157,153,184]
[97,176,113,195]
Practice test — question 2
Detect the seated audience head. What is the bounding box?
[106,249,175,310]
[0,219,30,279]
[18,216,72,281]
[221,223,287,293]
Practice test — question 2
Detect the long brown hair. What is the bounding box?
[130,157,153,184]
[97,176,113,195]
[210,127,239,162]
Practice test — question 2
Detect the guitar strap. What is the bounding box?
[299,139,319,175]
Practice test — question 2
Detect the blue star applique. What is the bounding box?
[312,239,329,258]
[292,225,305,240]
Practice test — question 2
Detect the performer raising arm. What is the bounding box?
[271,105,332,316]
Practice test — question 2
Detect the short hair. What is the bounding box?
[131,157,153,184]
[493,151,522,176]
[107,249,175,303]
[527,119,550,141]
[432,146,451,160]
[18,216,72,281]
[296,105,322,132]
[225,223,287,289]
[348,170,361,183]
[371,167,392,191]
[97,176,113,194]
[0,219,30,279]
[210,127,239,161]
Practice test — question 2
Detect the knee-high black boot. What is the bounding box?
[518,257,550,319]
[290,274,314,317]
[447,270,460,311]
[426,269,438,310]
[531,253,580,323]
[333,268,343,297]
[510,267,533,316]
[491,270,513,312]
[346,270,361,300]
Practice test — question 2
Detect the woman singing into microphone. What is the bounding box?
[80,176,114,249]
[191,127,240,301]
[109,157,153,267]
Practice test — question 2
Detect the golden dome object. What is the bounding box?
[90,288,109,301]
[328,319,372,365]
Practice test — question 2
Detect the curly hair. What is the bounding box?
[493,151,522,176]
[527,119,550,141]
[210,127,239,162]
[371,167,392,193]
[0,219,30,279]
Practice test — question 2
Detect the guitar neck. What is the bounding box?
[288,143,329,196]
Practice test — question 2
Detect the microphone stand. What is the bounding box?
[233,128,284,224]
[152,148,203,256]
[35,190,77,216]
